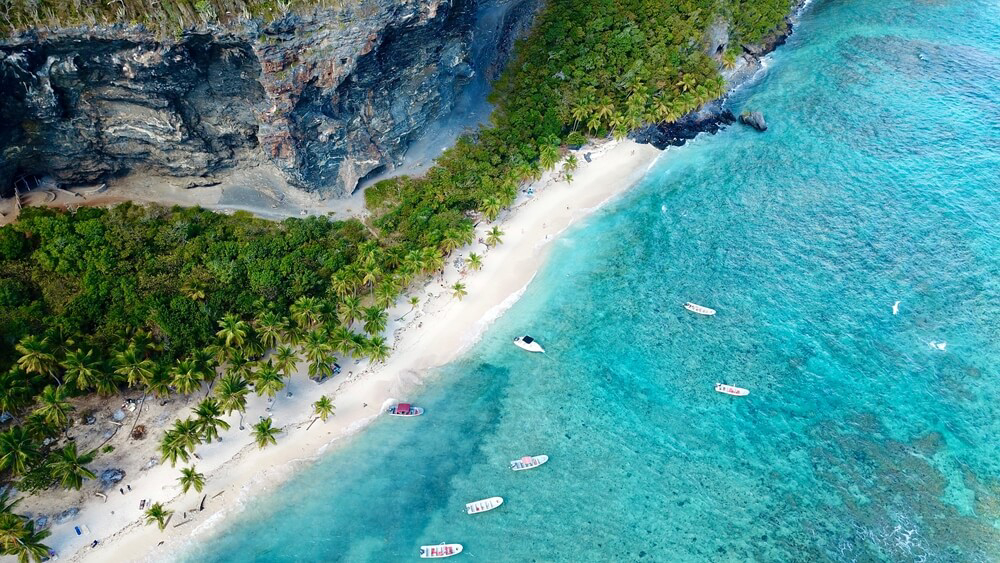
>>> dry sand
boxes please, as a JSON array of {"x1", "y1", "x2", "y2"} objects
[{"x1": 12, "y1": 138, "x2": 662, "y2": 562}]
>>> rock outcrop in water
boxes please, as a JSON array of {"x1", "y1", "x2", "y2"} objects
[
  {"x1": 739, "y1": 111, "x2": 768, "y2": 131},
  {"x1": 0, "y1": 0, "x2": 539, "y2": 198},
  {"x1": 631, "y1": 0, "x2": 806, "y2": 150}
]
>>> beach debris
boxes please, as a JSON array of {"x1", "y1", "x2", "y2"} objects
[
  {"x1": 141, "y1": 458, "x2": 159, "y2": 471},
  {"x1": 131, "y1": 424, "x2": 147, "y2": 440},
  {"x1": 111, "y1": 409, "x2": 126, "y2": 422},
  {"x1": 34, "y1": 516, "x2": 48, "y2": 530},
  {"x1": 99, "y1": 468, "x2": 126, "y2": 489},
  {"x1": 83, "y1": 413, "x2": 97, "y2": 425},
  {"x1": 892, "y1": 300, "x2": 900, "y2": 315}
]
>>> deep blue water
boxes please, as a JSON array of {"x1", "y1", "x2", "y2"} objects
[{"x1": 187, "y1": 0, "x2": 1000, "y2": 560}]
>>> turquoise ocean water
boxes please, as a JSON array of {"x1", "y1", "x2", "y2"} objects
[{"x1": 188, "y1": 0, "x2": 1000, "y2": 560}]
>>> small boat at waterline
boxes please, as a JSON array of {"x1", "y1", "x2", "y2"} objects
[
  {"x1": 513, "y1": 335, "x2": 544, "y2": 353},
  {"x1": 715, "y1": 383, "x2": 749, "y2": 396},
  {"x1": 684, "y1": 302, "x2": 716, "y2": 316},
  {"x1": 510, "y1": 455, "x2": 548, "y2": 471},
  {"x1": 466, "y1": 497, "x2": 504, "y2": 514},
  {"x1": 419, "y1": 543, "x2": 463, "y2": 558},
  {"x1": 386, "y1": 403, "x2": 424, "y2": 416}
]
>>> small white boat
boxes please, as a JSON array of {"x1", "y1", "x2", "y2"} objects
[
  {"x1": 513, "y1": 335, "x2": 544, "y2": 353},
  {"x1": 465, "y1": 496, "x2": 504, "y2": 514},
  {"x1": 715, "y1": 383, "x2": 749, "y2": 397},
  {"x1": 386, "y1": 403, "x2": 424, "y2": 416},
  {"x1": 510, "y1": 454, "x2": 548, "y2": 471},
  {"x1": 684, "y1": 302, "x2": 716, "y2": 316},
  {"x1": 420, "y1": 543, "x2": 463, "y2": 558}
]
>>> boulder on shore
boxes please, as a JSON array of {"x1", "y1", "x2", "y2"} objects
[{"x1": 739, "y1": 111, "x2": 768, "y2": 132}]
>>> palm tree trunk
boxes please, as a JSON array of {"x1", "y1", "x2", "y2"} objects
[{"x1": 128, "y1": 389, "x2": 148, "y2": 440}]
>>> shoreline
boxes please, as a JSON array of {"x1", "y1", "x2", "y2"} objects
[{"x1": 35, "y1": 138, "x2": 662, "y2": 562}]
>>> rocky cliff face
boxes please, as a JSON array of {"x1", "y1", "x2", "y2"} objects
[{"x1": 0, "y1": 0, "x2": 539, "y2": 199}]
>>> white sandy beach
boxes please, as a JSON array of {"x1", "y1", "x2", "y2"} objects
[{"x1": 19, "y1": 138, "x2": 661, "y2": 563}]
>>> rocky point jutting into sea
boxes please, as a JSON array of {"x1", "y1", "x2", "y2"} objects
[{"x1": 0, "y1": 0, "x2": 539, "y2": 199}]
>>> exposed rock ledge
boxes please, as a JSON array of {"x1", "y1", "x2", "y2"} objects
[{"x1": 0, "y1": 0, "x2": 539, "y2": 199}]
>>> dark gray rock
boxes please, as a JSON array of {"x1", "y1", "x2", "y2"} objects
[
  {"x1": 99, "y1": 468, "x2": 125, "y2": 489},
  {"x1": 739, "y1": 111, "x2": 767, "y2": 132},
  {"x1": 630, "y1": 107, "x2": 736, "y2": 149},
  {"x1": 53, "y1": 507, "x2": 79, "y2": 524},
  {"x1": 0, "y1": 0, "x2": 540, "y2": 198}
]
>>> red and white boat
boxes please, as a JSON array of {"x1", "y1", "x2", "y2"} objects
[
  {"x1": 419, "y1": 543, "x2": 463, "y2": 558},
  {"x1": 715, "y1": 383, "x2": 749, "y2": 396},
  {"x1": 510, "y1": 455, "x2": 548, "y2": 471},
  {"x1": 684, "y1": 302, "x2": 716, "y2": 316},
  {"x1": 386, "y1": 403, "x2": 424, "y2": 416},
  {"x1": 465, "y1": 497, "x2": 503, "y2": 514}
]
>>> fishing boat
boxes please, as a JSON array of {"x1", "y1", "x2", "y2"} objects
[
  {"x1": 419, "y1": 543, "x2": 463, "y2": 558},
  {"x1": 684, "y1": 302, "x2": 716, "y2": 316},
  {"x1": 466, "y1": 497, "x2": 504, "y2": 514},
  {"x1": 715, "y1": 383, "x2": 749, "y2": 396},
  {"x1": 513, "y1": 335, "x2": 544, "y2": 353},
  {"x1": 510, "y1": 454, "x2": 548, "y2": 471},
  {"x1": 386, "y1": 403, "x2": 424, "y2": 416}
]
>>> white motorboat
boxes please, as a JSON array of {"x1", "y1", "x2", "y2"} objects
[
  {"x1": 510, "y1": 454, "x2": 548, "y2": 471},
  {"x1": 465, "y1": 497, "x2": 504, "y2": 514},
  {"x1": 684, "y1": 302, "x2": 716, "y2": 316},
  {"x1": 715, "y1": 383, "x2": 749, "y2": 396},
  {"x1": 419, "y1": 543, "x2": 463, "y2": 558},
  {"x1": 386, "y1": 403, "x2": 424, "y2": 416},
  {"x1": 513, "y1": 335, "x2": 544, "y2": 353}
]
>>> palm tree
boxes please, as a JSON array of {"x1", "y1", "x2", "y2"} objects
[
  {"x1": 466, "y1": 253, "x2": 483, "y2": 272},
  {"x1": 144, "y1": 503, "x2": 173, "y2": 531},
  {"x1": 330, "y1": 270, "x2": 354, "y2": 298},
  {"x1": 485, "y1": 226, "x2": 504, "y2": 247},
  {"x1": 272, "y1": 345, "x2": 299, "y2": 378},
  {"x1": 193, "y1": 398, "x2": 230, "y2": 443},
  {"x1": 563, "y1": 154, "x2": 578, "y2": 174},
  {"x1": 539, "y1": 143, "x2": 561, "y2": 170},
  {"x1": 146, "y1": 368, "x2": 173, "y2": 399},
  {"x1": 362, "y1": 307, "x2": 388, "y2": 337},
  {"x1": 1, "y1": 518, "x2": 50, "y2": 563},
  {"x1": 61, "y1": 348, "x2": 104, "y2": 392},
  {"x1": 252, "y1": 418, "x2": 280, "y2": 449},
  {"x1": 159, "y1": 431, "x2": 191, "y2": 467},
  {"x1": 48, "y1": 443, "x2": 97, "y2": 490},
  {"x1": 440, "y1": 229, "x2": 465, "y2": 256},
  {"x1": 312, "y1": 396, "x2": 335, "y2": 423},
  {"x1": 113, "y1": 346, "x2": 155, "y2": 389},
  {"x1": 170, "y1": 359, "x2": 204, "y2": 396},
  {"x1": 178, "y1": 466, "x2": 206, "y2": 494},
  {"x1": 254, "y1": 311, "x2": 284, "y2": 350},
  {"x1": 365, "y1": 337, "x2": 391, "y2": 364},
  {"x1": 302, "y1": 330, "x2": 331, "y2": 365},
  {"x1": 480, "y1": 196, "x2": 504, "y2": 221},
  {"x1": 253, "y1": 363, "x2": 285, "y2": 399},
  {"x1": 171, "y1": 418, "x2": 202, "y2": 451},
  {"x1": 338, "y1": 296, "x2": 363, "y2": 327},
  {"x1": 15, "y1": 336, "x2": 57, "y2": 383},
  {"x1": 214, "y1": 374, "x2": 249, "y2": 416},
  {"x1": 289, "y1": 296, "x2": 323, "y2": 329},
  {"x1": 451, "y1": 282, "x2": 468, "y2": 300},
  {"x1": 33, "y1": 385, "x2": 73, "y2": 431},
  {"x1": 397, "y1": 296, "x2": 420, "y2": 320},
  {"x1": 216, "y1": 313, "x2": 249, "y2": 349},
  {"x1": 0, "y1": 426, "x2": 38, "y2": 476},
  {"x1": 374, "y1": 281, "x2": 398, "y2": 310},
  {"x1": 0, "y1": 370, "x2": 30, "y2": 423}
]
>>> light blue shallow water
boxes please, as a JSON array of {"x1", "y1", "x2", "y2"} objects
[{"x1": 188, "y1": 0, "x2": 1000, "y2": 560}]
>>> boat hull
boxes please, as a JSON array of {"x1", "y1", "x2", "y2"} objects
[
  {"x1": 510, "y1": 454, "x2": 549, "y2": 471},
  {"x1": 386, "y1": 406, "x2": 425, "y2": 416},
  {"x1": 466, "y1": 497, "x2": 504, "y2": 514},
  {"x1": 684, "y1": 302, "x2": 716, "y2": 316},
  {"x1": 420, "y1": 544, "x2": 464, "y2": 558},
  {"x1": 715, "y1": 383, "x2": 749, "y2": 396}
]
